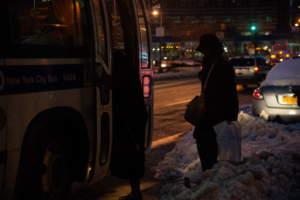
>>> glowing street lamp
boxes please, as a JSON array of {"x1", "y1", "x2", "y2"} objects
[
  {"x1": 152, "y1": 10, "x2": 159, "y2": 16},
  {"x1": 152, "y1": 8, "x2": 163, "y2": 72}
]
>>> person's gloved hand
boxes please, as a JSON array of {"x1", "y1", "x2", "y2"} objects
[{"x1": 292, "y1": 88, "x2": 300, "y2": 107}]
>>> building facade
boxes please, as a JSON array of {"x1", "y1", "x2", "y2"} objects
[{"x1": 145, "y1": 0, "x2": 300, "y2": 58}]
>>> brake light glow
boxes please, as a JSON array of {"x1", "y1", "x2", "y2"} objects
[
  {"x1": 143, "y1": 76, "x2": 151, "y2": 98},
  {"x1": 200, "y1": 66, "x2": 203, "y2": 71},
  {"x1": 253, "y1": 88, "x2": 263, "y2": 99},
  {"x1": 254, "y1": 67, "x2": 259, "y2": 74}
]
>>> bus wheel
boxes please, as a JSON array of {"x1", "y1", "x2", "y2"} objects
[
  {"x1": 41, "y1": 143, "x2": 72, "y2": 199},
  {"x1": 28, "y1": 131, "x2": 73, "y2": 199}
]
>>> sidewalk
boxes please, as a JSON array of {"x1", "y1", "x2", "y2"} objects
[{"x1": 70, "y1": 133, "x2": 186, "y2": 200}]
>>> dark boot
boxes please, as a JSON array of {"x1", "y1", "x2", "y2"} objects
[
  {"x1": 119, "y1": 178, "x2": 142, "y2": 200},
  {"x1": 119, "y1": 192, "x2": 142, "y2": 200}
]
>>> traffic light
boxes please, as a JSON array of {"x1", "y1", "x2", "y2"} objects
[{"x1": 251, "y1": 25, "x2": 256, "y2": 31}]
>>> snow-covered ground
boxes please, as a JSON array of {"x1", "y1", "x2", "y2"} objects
[
  {"x1": 155, "y1": 105, "x2": 300, "y2": 200},
  {"x1": 154, "y1": 67, "x2": 200, "y2": 81}
]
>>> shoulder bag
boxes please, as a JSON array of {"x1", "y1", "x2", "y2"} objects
[{"x1": 184, "y1": 55, "x2": 222, "y2": 126}]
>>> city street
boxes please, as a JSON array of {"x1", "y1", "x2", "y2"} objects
[{"x1": 70, "y1": 78, "x2": 255, "y2": 200}]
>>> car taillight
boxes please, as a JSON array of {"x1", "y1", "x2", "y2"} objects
[
  {"x1": 143, "y1": 76, "x2": 151, "y2": 98},
  {"x1": 200, "y1": 66, "x2": 203, "y2": 71},
  {"x1": 254, "y1": 67, "x2": 259, "y2": 74},
  {"x1": 253, "y1": 88, "x2": 263, "y2": 99},
  {"x1": 286, "y1": 54, "x2": 290, "y2": 58}
]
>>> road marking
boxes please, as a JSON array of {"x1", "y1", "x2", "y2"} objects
[
  {"x1": 166, "y1": 100, "x2": 191, "y2": 106},
  {"x1": 188, "y1": 86, "x2": 200, "y2": 89},
  {"x1": 151, "y1": 132, "x2": 187, "y2": 149}
]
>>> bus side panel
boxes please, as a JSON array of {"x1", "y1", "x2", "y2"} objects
[{"x1": 1, "y1": 60, "x2": 94, "y2": 199}]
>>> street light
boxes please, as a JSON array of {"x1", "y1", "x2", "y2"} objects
[
  {"x1": 152, "y1": 9, "x2": 163, "y2": 73},
  {"x1": 152, "y1": 10, "x2": 159, "y2": 15}
]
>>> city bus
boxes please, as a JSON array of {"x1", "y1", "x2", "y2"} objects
[
  {"x1": 153, "y1": 46, "x2": 200, "y2": 67},
  {"x1": 0, "y1": 0, "x2": 153, "y2": 199}
]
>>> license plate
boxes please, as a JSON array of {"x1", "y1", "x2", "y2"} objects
[
  {"x1": 235, "y1": 69, "x2": 247, "y2": 73},
  {"x1": 282, "y1": 96, "x2": 298, "y2": 104}
]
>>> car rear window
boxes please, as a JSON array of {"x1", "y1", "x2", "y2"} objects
[{"x1": 230, "y1": 58, "x2": 255, "y2": 66}]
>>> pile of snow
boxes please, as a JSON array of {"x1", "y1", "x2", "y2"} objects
[
  {"x1": 154, "y1": 68, "x2": 200, "y2": 81},
  {"x1": 155, "y1": 105, "x2": 300, "y2": 200},
  {"x1": 261, "y1": 59, "x2": 300, "y2": 87}
]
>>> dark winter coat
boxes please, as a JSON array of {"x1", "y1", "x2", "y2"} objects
[
  {"x1": 193, "y1": 53, "x2": 239, "y2": 139},
  {"x1": 110, "y1": 70, "x2": 148, "y2": 179}
]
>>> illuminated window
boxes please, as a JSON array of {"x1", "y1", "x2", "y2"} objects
[
  {"x1": 185, "y1": 16, "x2": 199, "y2": 24},
  {"x1": 204, "y1": 16, "x2": 217, "y2": 23},
  {"x1": 241, "y1": 15, "x2": 251, "y2": 23},
  {"x1": 167, "y1": 16, "x2": 181, "y2": 24},
  {"x1": 224, "y1": 16, "x2": 236, "y2": 23}
]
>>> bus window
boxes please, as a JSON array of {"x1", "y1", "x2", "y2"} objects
[
  {"x1": 8, "y1": 0, "x2": 88, "y2": 46},
  {"x1": 93, "y1": 0, "x2": 107, "y2": 63},
  {"x1": 139, "y1": 17, "x2": 149, "y2": 68},
  {"x1": 110, "y1": 0, "x2": 125, "y2": 50},
  {"x1": 172, "y1": 51, "x2": 180, "y2": 59},
  {"x1": 162, "y1": 51, "x2": 170, "y2": 59}
]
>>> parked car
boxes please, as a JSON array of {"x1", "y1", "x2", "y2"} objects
[
  {"x1": 230, "y1": 55, "x2": 272, "y2": 88},
  {"x1": 252, "y1": 59, "x2": 300, "y2": 123}
]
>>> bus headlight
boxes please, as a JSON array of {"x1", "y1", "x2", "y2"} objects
[{"x1": 0, "y1": 107, "x2": 6, "y2": 131}]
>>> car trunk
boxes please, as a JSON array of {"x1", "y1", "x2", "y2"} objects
[
  {"x1": 261, "y1": 86, "x2": 300, "y2": 108},
  {"x1": 234, "y1": 66, "x2": 255, "y2": 77}
]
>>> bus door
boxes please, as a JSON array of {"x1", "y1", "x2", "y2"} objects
[
  {"x1": 0, "y1": 1, "x2": 6, "y2": 197},
  {"x1": 135, "y1": 0, "x2": 153, "y2": 155},
  {"x1": 108, "y1": 0, "x2": 151, "y2": 172},
  {"x1": 89, "y1": 0, "x2": 113, "y2": 183}
]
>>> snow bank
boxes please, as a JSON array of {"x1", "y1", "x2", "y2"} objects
[
  {"x1": 156, "y1": 105, "x2": 300, "y2": 199},
  {"x1": 154, "y1": 68, "x2": 200, "y2": 81},
  {"x1": 261, "y1": 59, "x2": 300, "y2": 87}
]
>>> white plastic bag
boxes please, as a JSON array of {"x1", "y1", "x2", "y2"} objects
[{"x1": 213, "y1": 121, "x2": 242, "y2": 162}]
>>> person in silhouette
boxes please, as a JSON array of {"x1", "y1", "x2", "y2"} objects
[
  {"x1": 193, "y1": 33, "x2": 239, "y2": 171},
  {"x1": 110, "y1": 51, "x2": 148, "y2": 200}
]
